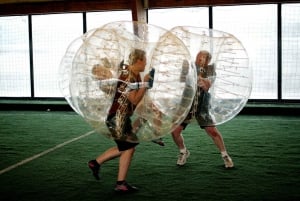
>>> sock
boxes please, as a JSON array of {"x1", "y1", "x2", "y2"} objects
[
  {"x1": 180, "y1": 148, "x2": 187, "y2": 154},
  {"x1": 93, "y1": 160, "x2": 100, "y2": 167},
  {"x1": 117, "y1": 180, "x2": 125, "y2": 185},
  {"x1": 221, "y1": 151, "x2": 228, "y2": 157}
]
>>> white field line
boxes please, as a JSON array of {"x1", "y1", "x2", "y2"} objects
[{"x1": 0, "y1": 130, "x2": 95, "y2": 175}]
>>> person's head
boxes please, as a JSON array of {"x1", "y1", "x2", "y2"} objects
[
  {"x1": 195, "y1": 50, "x2": 212, "y2": 68},
  {"x1": 128, "y1": 48, "x2": 147, "y2": 72}
]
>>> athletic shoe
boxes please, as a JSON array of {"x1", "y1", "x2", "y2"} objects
[
  {"x1": 177, "y1": 150, "x2": 190, "y2": 166},
  {"x1": 114, "y1": 181, "x2": 139, "y2": 193},
  {"x1": 151, "y1": 138, "x2": 165, "y2": 146},
  {"x1": 223, "y1": 155, "x2": 234, "y2": 168},
  {"x1": 88, "y1": 160, "x2": 100, "y2": 180}
]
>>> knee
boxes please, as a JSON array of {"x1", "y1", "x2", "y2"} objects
[
  {"x1": 206, "y1": 127, "x2": 219, "y2": 138},
  {"x1": 172, "y1": 125, "x2": 183, "y2": 136}
]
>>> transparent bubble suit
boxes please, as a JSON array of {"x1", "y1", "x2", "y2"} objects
[
  {"x1": 59, "y1": 21, "x2": 197, "y2": 142},
  {"x1": 170, "y1": 26, "x2": 252, "y2": 126}
]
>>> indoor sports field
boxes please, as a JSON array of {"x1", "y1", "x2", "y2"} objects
[
  {"x1": 1, "y1": 110, "x2": 299, "y2": 201},
  {"x1": 1, "y1": 1, "x2": 300, "y2": 201}
]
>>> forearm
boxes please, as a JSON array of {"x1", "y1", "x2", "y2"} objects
[
  {"x1": 198, "y1": 77, "x2": 212, "y2": 91},
  {"x1": 127, "y1": 87, "x2": 147, "y2": 105}
]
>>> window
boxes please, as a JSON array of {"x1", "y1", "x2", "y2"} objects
[
  {"x1": 213, "y1": 5, "x2": 278, "y2": 99},
  {"x1": 282, "y1": 4, "x2": 300, "y2": 99},
  {"x1": 1, "y1": 5, "x2": 300, "y2": 101},
  {"x1": 86, "y1": 10, "x2": 131, "y2": 31},
  {"x1": 32, "y1": 13, "x2": 83, "y2": 97},
  {"x1": 0, "y1": 16, "x2": 30, "y2": 97},
  {"x1": 148, "y1": 7, "x2": 209, "y2": 29}
]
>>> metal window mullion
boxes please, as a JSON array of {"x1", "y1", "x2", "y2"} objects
[
  {"x1": 28, "y1": 14, "x2": 34, "y2": 98},
  {"x1": 209, "y1": 6, "x2": 213, "y2": 29},
  {"x1": 83, "y1": 12, "x2": 87, "y2": 33},
  {"x1": 277, "y1": 3, "x2": 282, "y2": 102}
]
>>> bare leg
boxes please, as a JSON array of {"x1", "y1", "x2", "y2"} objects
[
  {"x1": 204, "y1": 126, "x2": 234, "y2": 168},
  {"x1": 171, "y1": 125, "x2": 186, "y2": 150},
  {"x1": 117, "y1": 147, "x2": 135, "y2": 181},
  {"x1": 171, "y1": 125, "x2": 189, "y2": 166},
  {"x1": 204, "y1": 126, "x2": 226, "y2": 152},
  {"x1": 88, "y1": 146, "x2": 121, "y2": 180},
  {"x1": 96, "y1": 146, "x2": 121, "y2": 164}
]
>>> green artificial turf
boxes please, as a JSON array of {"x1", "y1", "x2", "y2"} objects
[{"x1": 0, "y1": 111, "x2": 299, "y2": 201}]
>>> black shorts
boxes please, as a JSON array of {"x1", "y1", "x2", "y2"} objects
[
  {"x1": 114, "y1": 140, "x2": 139, "y2": 151},
  {"x1": 180, "y1": 120, "x2": 208, "y2": 130},
  {"x1": 180, "y1": 91, "x2": 214, "y2": 130}
]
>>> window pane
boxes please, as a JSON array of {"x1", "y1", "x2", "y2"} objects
[
  {"x1": 282, "y1": 4, "x2": 300, "y2": 99},
  {"x1": 32, "y1": 13, "x2": 83, "y2": 97},
  {"x1": 86, "y1": 10, "x2": 132, "y2": 31},
  {"x1": 214, "y1": 5, "x2": 278, "y2": 99},
  {"x1": 0, "y1": 16, "x2": 30, "y2": 97},
  {"x1": 148, "y1": 7, "x2": 209, "y2": 29}
]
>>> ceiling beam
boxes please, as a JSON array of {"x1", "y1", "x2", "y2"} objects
[
  {"x1": 0, "y1": 0, "x2": 131, "y2": 16},
  {"x1": 148, "y1": 0, "x2": 300, "y2": 7},
  {"x1": 0, "y1": 0, "x2": 300, "y2": 16}
]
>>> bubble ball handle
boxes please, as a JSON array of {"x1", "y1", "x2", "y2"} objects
[{"x1": 148, "y1": 68, "x2": 155, "y2": 89}]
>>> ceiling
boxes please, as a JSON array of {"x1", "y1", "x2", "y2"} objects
[{"x1": 0, "y1": 0, "x2": 62, "y2": 4}]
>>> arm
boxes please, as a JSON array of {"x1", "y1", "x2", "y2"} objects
[
  {"x1": 198, "y1": 64, "x2": 215, "y2": 91},
  {"x1": 198, "y1": 77, "x2": 212, "y2": 91},
  {"x1": 127, "y1": 73, "x2": 150, "y2": 105},
  {"x1": 127, "y1": 87, "x2": 147, "y2": 105}
]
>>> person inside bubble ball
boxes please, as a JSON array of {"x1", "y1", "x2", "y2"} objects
[
  {"x1": 88, "y1": 48, "x2": 152, "y2": 193},
  {"x1": 171, "y1": 50, "x2": 234, "y2": 168},
  {"x1": 119, "y1": 60, "x2": 165, "y2": 146}
]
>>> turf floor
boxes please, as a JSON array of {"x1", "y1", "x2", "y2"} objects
[{"x1": 0, "y1": 111, "x2": 299, "y2": 201}]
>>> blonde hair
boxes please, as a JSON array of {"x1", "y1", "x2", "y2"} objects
[{"x1": 128, "y1": 49, "x2": 146, "y2": 65}]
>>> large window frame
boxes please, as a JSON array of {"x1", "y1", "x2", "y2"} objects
[{"x1": 0, "y1": 4, "x2": 299, "y2": 103}]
